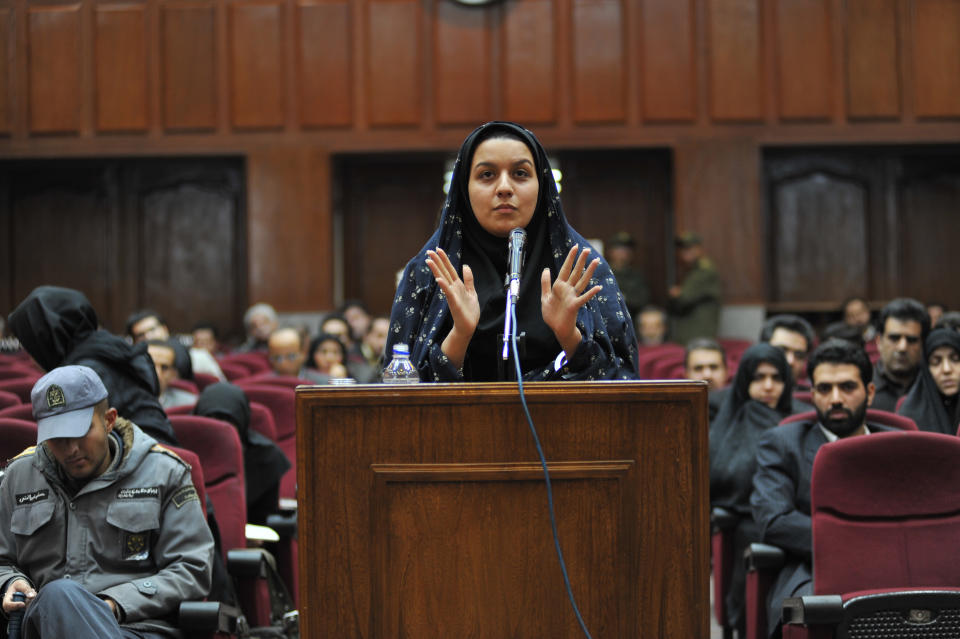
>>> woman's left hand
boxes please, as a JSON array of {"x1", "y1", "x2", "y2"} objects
[{"x1": 541, "y1": 245, "x2": 602, "y2": 358}]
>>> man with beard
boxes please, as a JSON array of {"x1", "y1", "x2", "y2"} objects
[
  {"x1": 749, "y1": 339, "x2": 897, "y2": 639},
  {"x1": 871, "y1": 298, "x2": 929, "y2": 411}
]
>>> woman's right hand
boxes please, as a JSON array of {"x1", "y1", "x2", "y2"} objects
[{"x1": 426, "y1": 247, "x2": 479, "y2": 369}]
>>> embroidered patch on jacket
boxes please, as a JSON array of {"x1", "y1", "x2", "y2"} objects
[
  {"x1": 171, "y1": 485, "x2": 198, "y2": 508},
  {"x1": 16, "y1": 489, "x2": 48, "y2": 505},
  {"x1": 116, "y1": 486, "x2": 160, "y2": 500},
  {"x1": 122, "y1": 532, "x2": 150, "y2": 561}
]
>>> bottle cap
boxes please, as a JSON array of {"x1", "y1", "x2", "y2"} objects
[{"x1": 392, "y1": 343, "x2": 410, "y2": 356}]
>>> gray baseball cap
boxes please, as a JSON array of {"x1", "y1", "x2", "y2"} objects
[{"x1": 31, "y1": 365, "x2": 108, "y2": 444}]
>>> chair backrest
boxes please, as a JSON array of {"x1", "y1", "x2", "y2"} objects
[
  {"x1": 779, "y1": 409, "x2": 917, "y2": 430},
  {"x1": 165, "y1": 445, "x2": 208, "y2": 523},
  {"x1": 0, "y1": 391, "x2": 21, "y2": 411},
  {"x1": 237, "y1": 373, "x2": 313, "y2": 390},
  {"x1": 0, "y1": 418, "x2": 38, "y2": 466},
  {"x1": 168, "y1": 415, "x2": 247, "y2": 557},
  {"x1": 811, "y1": 431, "x2": 960, "y2": 595},
  {"x1": 193, "y1": 372, "x2": 220, "y2": 392},
  {"x1": 249, "y1": 402, "x2": 278, "y2": 441},
  {"x1": 235, "y1": 385, "x2": 296, "y2": 500},
  {"x1": 218, "y1": 361, "x2": 251, "y2": 382},
  {"x1": 0, "y1": 366, "x2": 38, "y2": 381},
  {"x1": 649, "y1": 351, "x2": 687, "y2": 380},
  {"x1": 169, "y1": 378, "x2": 199, "y2": 395},
  {"x1": 218, "y1": 353, "x2": 271, "y2": 375},
  {"x1": 165, "y1": 403, "x2": 196, "y2": 416},
  {"x1": 635, "y1": 343, "x2": 685, "y2": 379},
  {"x1": 0, "y1": 404, "x2": 35, "y2": 421},
  {"x1": 0, "y1": 377, "x2": 40, "y2": 403}
]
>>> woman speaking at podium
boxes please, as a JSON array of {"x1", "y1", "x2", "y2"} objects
[{"x1": 386, "y1": 121, "x2": 639, "y2": 382}]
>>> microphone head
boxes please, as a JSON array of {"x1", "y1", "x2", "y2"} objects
[{"x1": 508, "y1": 227, "x2": 526, "y2": 250}]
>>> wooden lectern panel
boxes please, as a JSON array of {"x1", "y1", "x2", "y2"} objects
[{"x1": 296, "y1": 381, "x2": 708, "y2": 638}]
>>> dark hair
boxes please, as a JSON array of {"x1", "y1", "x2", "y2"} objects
[
  {"x1": 806, "y1": 338, "x2": 873, "y2": 387},
  {"x1": 639, "y1": 305, "x2": 667, "y2": 320},
  {"x1": 191, "y1": 321, "x2": 219, "y2": 338},
  {"x1": 820, "y1": 321, "x2": 864, "y2": 348},
  {"x1": 125, "y1": 309, "x2": 164, "y2": 337},
  {"x1": 759, "y1": 314, "x2": 815, "y2": 350},
  {"x1": 684, "y1": 338, "x2": 726, "y2": 368},
  {"x1": 841, "y1": 296, "x2": 868, "y2": 313},
  {"x1": 321, "y1": 312, "x2": 348, "y2": 329},
  {"x1": 338, "y1": 299, "x2": 369, "y2": 315},
  {"x1": 938, "y1": 311, "x2": 960, "y2": 333},
  {"x1": 878, "y1": 298, "x2": 930, "y2": 341},
  {"x1": 309, "y1": 333, "x2": 347, "y2": 365}
]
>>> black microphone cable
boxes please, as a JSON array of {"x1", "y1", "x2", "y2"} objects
[{"x1": 510, "y1": 302, "x2": 593, "y2": 639}]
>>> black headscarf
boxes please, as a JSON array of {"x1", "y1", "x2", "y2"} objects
[
  {"x1": 194, "y1": 383, "x2": 291, "y2": 525},
  {"x1": 7, "y1": 286, "x2": 177, "y2": 445},
  {"x1": 709, "y1": 343, "x2": 794, "y2": 514},
  {"x1": 386, "y1": 121, "x2": 638, "y2": 381},
  {"x1": 898, "y1": 328, "x2": 960, "y2": 435}
]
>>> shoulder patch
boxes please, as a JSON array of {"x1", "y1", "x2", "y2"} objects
[
  {"x1": 149, "y1": 444, "x2": 188, "y2": 467},
  {"x1": 171, "y1": 485, "x2": 199, "y2": 508},
  {"x1": 9, "y1": 446, "x2": 37, "y2": 463}
]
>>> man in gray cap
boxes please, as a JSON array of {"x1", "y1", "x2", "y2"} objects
[{"x1": 0, "y1": 365, "x2": 214, "y2": 638}]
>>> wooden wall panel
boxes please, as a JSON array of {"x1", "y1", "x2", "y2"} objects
[
  {"x1": 502, "y1": 0, "x2": 556, "y2": 124},
  {"x1": 844, "y1": 0, "x2": 899, "y2": 120},
  {"x1": 28, "y1": 5, "x2": 82, "y2": 134},
  {"x1": 571, "y1": 0, "x2": 625, "y2": 123},
  {"x1": 95, "y1": 4, "x2": 149, "y2": 132},
  {"x1": 774, "y1": 0, "x2": 832, "y2": 121},
  {"x1": 707, "y1": 0, "x2": 762, "y2": 122},
  {"x1": 162, "y1": 4, "x2": 217, "y2": 131},
  {"x1": 434, "y1": 1, "x2": 490, "y2": 125},
  {"x1": 230, "y1": 2, "x2": 285, "y2": 130},
  {"x1": 0, "y1": 9, "x2": 11, "y2": 134},
  {"x1": 674, "y1": 138, "x2": 762, "y2": 303},
  {"x1": 640, "y1": 0, "x2": 695, "y2": 122},
  {"x1": 297, "y1": 0, "x2": 352, "y2": 127},
  {"x1": 913, "y1": 0, "x2": 960, "y2": 118},
  {"x1": 367, "y1": 0, "x2": 420, "y2": 126}
]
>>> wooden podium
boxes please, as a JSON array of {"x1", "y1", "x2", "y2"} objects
[{"x1": 295, "y1": 381, "x2": 709, "y2": 638}]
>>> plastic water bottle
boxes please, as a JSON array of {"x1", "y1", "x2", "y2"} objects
[{"x1": 382, "y1": 344, "x2": 419, "y2": 384}]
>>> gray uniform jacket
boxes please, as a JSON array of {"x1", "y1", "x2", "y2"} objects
[{"x1": 0, "y1": 419, "x2": 214, "y2": 638}]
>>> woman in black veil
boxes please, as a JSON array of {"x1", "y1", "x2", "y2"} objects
[
  {"x1": 385, "y1": 121, "x2": 638, "y2": 382},
  {"x1": 897, "y1": 328, "x2": 960, "y2": 434}
]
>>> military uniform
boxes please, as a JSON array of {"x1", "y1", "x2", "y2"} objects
[
  {"x1": 0, "y1": 419, "x2": 213, "y2": 638},
  {"x1": 670, "y1": 256, "x2": 721, "y2": 345}
]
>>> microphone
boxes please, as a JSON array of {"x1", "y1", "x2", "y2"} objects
[
  {"x1": 502, "y1": 227, "x2": 527, "y2": 361},
  {"x1": 505, "y1": 227, "x2": 527, "y2": 301}
]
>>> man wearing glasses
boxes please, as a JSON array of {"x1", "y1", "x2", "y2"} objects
[
  {"x1": 267, "y1": 327, "x2": 309, "y2": 378},
  {"x1": 760, "y1": 315, "x2": 816, "y2": 390}
]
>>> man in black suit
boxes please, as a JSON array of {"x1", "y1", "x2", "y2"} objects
[{"x1": 750, "y1": 338, "x2": 896, "y2": 638}]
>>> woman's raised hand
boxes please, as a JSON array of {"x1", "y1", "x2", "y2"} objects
[
  {"x1": 541, "y1": 245, "x2": 602, "y2": 358},
  {"x1": 426, "y1": 248, "x2": 479, "y2": 369}
]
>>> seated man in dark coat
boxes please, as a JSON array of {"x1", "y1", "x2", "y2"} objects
[
  {"x1": 871, "y1": 298, "x2": 929, "y2": 411},
  {"x1": 750, "y1": 339, "x2": 898, "y2": 639}
]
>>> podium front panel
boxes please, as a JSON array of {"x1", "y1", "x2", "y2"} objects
[{"x1": 295, "y1": 381, "x2": 708, "y2": 638}]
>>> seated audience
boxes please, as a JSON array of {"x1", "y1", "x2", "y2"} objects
[
  {"x1": 841, "y1": 296, "x2": 874, "y2": 342},
  {"x1": 194, "y1": 383, "x2": 291, "y2": 525},
  {"x1": 684, "y1": 338, "x2": 728, "y2": 421},
  {"x1": 0, "y1": 365, "x2": 213, "y2": 638},
  {"x1": 191, "y1": 321, "x2": 225, "y2": 357},
  {"x1": 938, "y1": 311, "x2": 960, "y2": 332},
  {"x1": 146, "y1": 339, "x2": 198, "y2": 409},
  {"x1": 237, "y1": 303, "x2": 279, "y2": 353},
  {"x1": 322, "y1": 313, "x2": 376, "y2": 382},
  {"x1": 126, "y1": 309, "x2": 225, "y2": 381},
  {"x1": 928, "y1": 301, "x2": 947, "y2": 328},
  {"x1": 340, "y1": 300, "x2": 372, "y2": 344},
  {"x1": 820, "y1": 321, "x2": 865, "y2": 347},
  {"x1": 637, "y1": 305, "x2": 669, "y2": 346},
  {"x1": 760, "y1": 315, "x2": 815, "y2": 389},
  {"x1": 267, "y1": 327, "x2": 308, "y2": 378},
  {"x1": 897, "y1": 328, "x2": 960, "y2": 434},
  {"x1": 361, "y1": 315, "x2": 390, "y2": 371},
  {"x1": 872, "y1": 298, "x2": 930, "y2": 411},
  {"x1": 709, "y1": 344, "x2": 793, "y2": 632},
  {"x1": 751, "y1": 339, "x2": 897, "y2": 639},
  {"x1": 7, "y1": 286, "x2": 178, "y2": 445},
  {"x1": 304, "y1": 333, "x2": 350, "y2": 384}
]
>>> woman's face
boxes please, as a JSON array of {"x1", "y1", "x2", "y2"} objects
[
  {"x1": 748, "y1": 362, "x2": 785, "y2": 410},
  {"x1": 313, "y1": 339, "x2": 344, "y2": 373},
  {"x1": 929, "y1": 345, "x2": 960, "y2": 397},
  {"x1": 467, "y1": 137, "x2": 539, "y2": 238}
]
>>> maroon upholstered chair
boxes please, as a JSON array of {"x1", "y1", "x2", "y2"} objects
[
  {"x1": 779, "y1": 410, "x2": 917, "y2": 431},
  {"x1": 0, "y1": 377, "x2": 41, "y2": 403},
  {"x1": 0, "y1": 391, "x2": 21, "y2": 411},
  {"x1": 193, "y1": 372, "x2": 220, "y2": 392},
  {"x1": 0, "y1": 366, "x2": 38, "y2": 381},
  {"x1": 218, "y1": 361, "x2": 251, "y2": 382},
  {"x1": 0, "y1": 418, "x2": 38, "y2": 466},
  {"x1": 249, "y1": 402, "x2": 278, "y2": 442},
  {"x1": 230, "y1": 385, "x2": 296, "y2": 501},
  {"x1": 635, "y1": 343, "x2": 685, "y2": 379},
  {"x1": 168, "y1": 414, "x2": 247, "y2": 558},
  {"x1": 169, "y1": 378, "x2": 199, "y2": 395},
  {"x1": 236, "y1": 373, "x2": 314, "y2": 390},
  {"x1": 781, "y1": 431, "x2": 960, "y2": 638},
  {"x1": 218, "y1": 353, "x2": 270, "y2": 375},
  {"x1": 0, "y1": 403, "x2": 35, "y2": 421}
]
